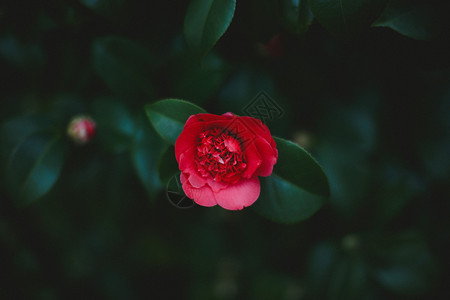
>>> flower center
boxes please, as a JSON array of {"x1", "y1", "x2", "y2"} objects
[{"x1": 196, "y1": 128, "x2": 247, "y2": 183}]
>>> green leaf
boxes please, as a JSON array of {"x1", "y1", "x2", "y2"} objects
[
  {"x1": 184, "y1": 0, "x2": 236, "y2": 57},
  {"x1": 91, "y1": 97, "x2": 136, "y2": 153},
  {"x1": 253, "y1": 137, "x2": 329, "y2": 223},
  {"x1": 92, "y1": 36, "x2": 156, "y2": 98},
  {"x1": 132, "y1": 116, "x2": 168, "y2": 201},
  {"x1": 280, "y1": 0, "x2": 315, "y2": 35},
  {"x1": 145, "y1": 99, "x2": 206, "y2": 145},
  {"x1": 274, "y1": 137, "x2": 330, "y2": 197},
  {"x1": 371, "y1": 0, "x2": 441, "y2": 40},
  {"x1": 307, "y1": 0, "x2": 388, "y2": 36},
  {"x1": 3, "y1": 131, "x2": 66, "y2": 205},
  {"x1": 157, "y1": 146, "x2": 179, "y2": 185},
  {"x1": 172, "y1": 52, "x2": 231, "y2": 104}
]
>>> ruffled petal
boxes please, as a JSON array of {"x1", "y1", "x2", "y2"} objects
[
  {"x1": 181, "y1": 173, "x2": 217, "y2": 207},
  {"x1": 241, "y1": 142, "x2": 262, "y2": 179},
  {"x1": 175, "y1": 122, "x2": 203, "y2": 162},
  {"x1": 187, "y1": 171, "x2": 207, "y2": 188},
  {"x1": 206, "y1": 178, "x2": 229, "y2": 193},
  {"x1": 214, "y1": 177, "x2": 260, "y2": 210},
  {"x1": 178, "y1": 146, "x2": 197, "y2": 171},
  {"x1": 240, "y1": 117, "x2": 275, "y2": 146},
  {"x1": 254, "y1": 138, "x2": 278, "y2": 176}
]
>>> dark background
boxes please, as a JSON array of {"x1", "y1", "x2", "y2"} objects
[{"x1": 1, "y1": 0, "x2": 449, "y2": 299}]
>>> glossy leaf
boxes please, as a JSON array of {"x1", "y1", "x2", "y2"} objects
[
  {"x1": 372, "y1": 0, "x2": 441, "y2": 40},
  {"x1": 132, "y1": 116, "x2": 168, "y2": 201},
  {"x1": 308, "y1": 0, "x2": 388, "y2": 36},
  {"x1": 145, "y1": 99, "x2": 206, "y2": 145},
  {"x1": 273, "y1": 137, "x2": 330, "y2": 197},
  {"x1": 253, "y1": 137, "x2": 329, "y2": 223},
  {"x1": 184, "y1": 0, "x2": 236, "y2": 56},
  {"x1": 92, "y1": 36, "x2": 156, "y2": 98}
]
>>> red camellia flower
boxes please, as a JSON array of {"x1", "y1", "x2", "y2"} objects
[{"x1": 175, "y1": 112, "x2": 278, "y2": 210}]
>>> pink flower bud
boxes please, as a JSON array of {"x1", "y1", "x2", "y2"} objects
[{"x1": 67, "y1": 116, "x2": 96, "y2": 144}]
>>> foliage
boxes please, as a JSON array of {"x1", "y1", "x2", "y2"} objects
[{"x1": 1, "y1": 0, "x2": 449, "y2": 299}]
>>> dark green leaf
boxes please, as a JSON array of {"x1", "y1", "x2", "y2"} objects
[
  {"x1": 369, "y1": 231, "x2": 439, "y2": 295},
  {"x1": 0, "y1": 116, "x2": 55, "y2": 163},
  {"x1": 375, "y1": 165, "x2": 424, "y2": 224},
  {"x1": 2, "y1": 131, "x2": 66, "y2": 205},
  {"x1": 280, "y1": 0, "x2": 315, "y2": 35},
  {"x1": 172, "y1": 53, "x2": 231, "y2": 104},
  {"x1": 91, "y1": 97, "x2": 136, "y2": 153},
  {"x1": 157, "y1": 146, "x2": 179, "y2": 185},
  {"x1": 273, "y1": 137, "x2": 330, "y2": 197},
  {"x1": 307, "y1": 0, "x2": 388, "y2": 36},
  {"x1": 253, "y1": 137, "x2": 329, "y2": 223},
  {"x1": 254, "y1": 175, "x2": 326, "y2": 223},
  {"x1": 132, "y1": 116, "x2": 168, "y2": 201},
  {"x1": 184, "y1": 0, "x2": 236, "y2": 57},
  {"x1": 145, "y1": 99, "x2": 206, "y2": 145},
  {"x1": 316, "y1": 102, "x2": 377, "y2": 218},
  {"x1": 372, "y1": 0, "x2": 441, "y2": 40},
  {"x1": 92, "y1": 36, "x2": 156, "y2": 98}
]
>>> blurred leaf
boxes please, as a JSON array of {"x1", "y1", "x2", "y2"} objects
[
  {"x1": 328, "y1": 256, "x2": 369, "y2": 300},
  {"x1": 253, "y1": 137, "x2": 329, "y2": 223},
  {"x1": 80, "y1": 0, "x2": 126, "y2": 19},
  {"x1": 0, "y1": 117, "x2": 66, "y2": 204},
  {"x1": 92, "y1": 36, "x2": 156, "y2": 98},
  {"x1": 216, "y1": 67, "x2": 290, "y2": 136},
  {"x1": 375, "y1": 164, "x2": 424, "y2": 224},
  {"x1": 307, "y1": 0, "x2": 388, "y2": 36},
  {"x1": 0, "y1": 36, "x2": 45, "y2": 72},
  {"x1": 157, "y1": 146, "x2": 179, "y2": 185},
  {"x1": 280, "y1": 0, "x2": 315, "y2": 35},
  {"x1": 218, "y1": 68, "x2": 279, "y2": 113},
  {"x1": 305, "y1": 241, "x2": 371, "y2": 300},
  {"x1": 250, "y1": 272, "x2": 301, "y2": 300},
  {"x1": 132, "y1": 116, "x2": 168, "y2": 201},
  {"x1": 317, "y1": 102, "x2": 377, "y2": 218},
  {"x1": 145, "y1": 99, "x2": 206, "y2": 145},
  {"x1": 172, "y1": 52, "x2": 231, "y2": 104},
  {"x1": 372, "y1": 0, "x2": 441, "y2": 40},
  {"x1": 305, "y1": 242, "x2": 340, "y2": 298},
  {"x1": 184, "y1": 0, "x2": 236, "y2": 57},
  {"x1": 369, "y1": 231, "x2": 439, "y2": 296},
  {"x1": 92, "y1": 97, "x2": 136, "y2": 153}
]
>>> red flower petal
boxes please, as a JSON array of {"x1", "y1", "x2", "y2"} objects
[
  {"x1": 181, "y1": 173, "x2": 217, "y2": 207},
  {"x1": 214, "y1": 177, "x2": 260, "y2": 210},
  {"x1": 254, "y1": 137, "x2": 278, "y2": 176}
]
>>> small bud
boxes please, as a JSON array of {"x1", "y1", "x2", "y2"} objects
[
  {"x1": 292, "y1": 130, "x2": 314, "y2": 150},
  {"x1": 67, "y1": 115, "x2": 96, "y2": 144},
  {"x1": 256, "y1": 33, "x2": 285, "y2": 58}
]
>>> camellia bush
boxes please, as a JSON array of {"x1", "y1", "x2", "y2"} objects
[{"x1": 1, "y1": 0, "x2": 449, "y2": 299}]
